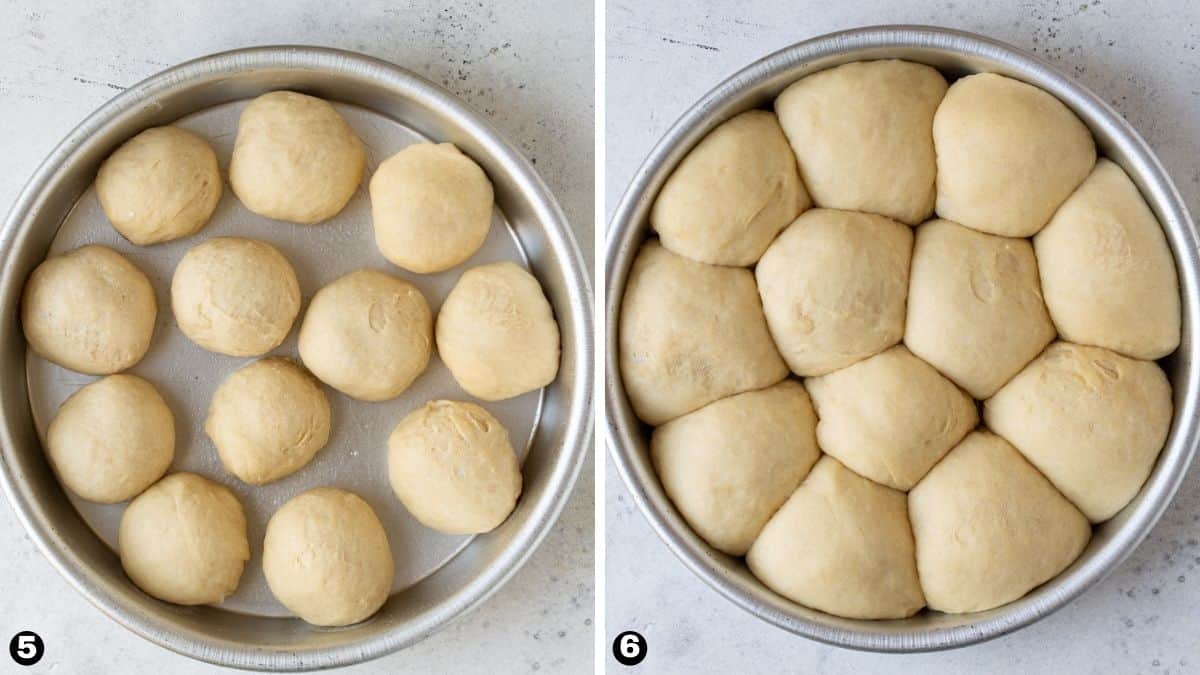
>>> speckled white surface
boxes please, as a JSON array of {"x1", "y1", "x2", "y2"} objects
[
  {"x1": 0, "y1": 1, "x2": 593, "y2": 673},
  {"x1": 607, "y1": 1, "x2": 1200, "y2": 673}
]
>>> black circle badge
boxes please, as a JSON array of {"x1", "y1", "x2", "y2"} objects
[
  {"x1": 9, "y1": 631, "x2": 44, "y2": 667},
  {"x1": 612, "y1": 630, "x2": 647, "y2": 667}
]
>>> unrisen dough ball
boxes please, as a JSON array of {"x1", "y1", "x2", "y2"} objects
[
  {"x1": 905, "y1": 219, "x2": 1055, "y2": 399},
  {"x1": 47, "y1": 374, "x2": 174, "y2": 503},
  {"x1": 908, "y1": 431, "x2": 1091, "y2": 613},
  {"x1": 388, "y1": 400, "x2": 522, "y2": 534},
  {"x1": 22, "y1": 245, "x2": 156, "y2": 374},
  {"x1": 985, "y1": 342, "x2": 1172, "y2": 522},
  {"x1": 119, "y1": 473, "x2": 249, "y2": 605},
  {"x1": 805, "y1": 345, "x2": 977, "y2": 491},
  {"x1": 436, "y1": 262, "x2": 560, "y2": 401},
  {"x1": 1035, "y1": 159, "x2": 1181, "y2": 360},
  {"x1": 747, "y1": 456, "x2": 926, "y2": 620},
  {"x1": 650, "y1": 110, "x2": 809, "y2": 266},
  {"x1": 96, "y1": 126, "x2": 222, "y2": 245},
  {"x1": 933, "y1": 72, "x2": 1096, "y2": 237},
  {"x1": 263, "y1": 487, "x2": 394, "y2": 626},
  {"x1": 651, "y1": 381, "x2": 820, "y2": 556},
  {"x1": 756, "y1": 208, "x2": 912, "y2": 377},
  {"x1": 298, "y1": 269, "x2": 432, "y2": 401},
  {"x1": 619, "y1": 241, "x2": 787, "y2": 425},
  {"x1": 775, "y1": 59, "x2": 947, "y2": 225},
  {"x1": 171, "y1": 237, "x2": 300, "y2": 357},
  {"x1": 205, "y1": 358, "x2": 331, "y2": 485},
  {"x1": 229, "y1": 91, "x2": 365, "y2": 224},
  {"x1": 370, "y1": 143, "x2": 494, "y2": 273}
]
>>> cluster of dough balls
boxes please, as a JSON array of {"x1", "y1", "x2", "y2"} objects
[{"x1": 623, "y1": 60, "x2": 1180, "y2": 619}]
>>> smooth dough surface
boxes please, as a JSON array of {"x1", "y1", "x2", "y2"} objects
[
  {"x1": 370, "y1": 142, "x2": 494, "y2": 273},
  {"x1": 436, "y1": 262, "x2": 560, "y2": 401},
  {"x1": 1035, "y1": 159, "x2": 1181, "y2": 360},
  {"x1": 747, "y1": 456, "x2": 926, "y2": 620},
  {"x1": 651, "y1": 381, "x2": 820, "y2": 556},
  {"x1": 229, "y1": 91, "x2": 365, "y2": 224},
  {"x1": 905, "y1": 219, "x2": 1055, "y2": 398},
  {"x1": 984, "y1": 341, "x2": 1172, "y2": 522},
  {"x1": 171, "y1": 237, "x2": 301, "y2": 357},
  {"x1": 775, "y1": 59, "x2": 947, "y2": 225},
  {"x1": 908, "y1": 431, "x2": 1090, "y2": 613},
  {"x1": 756, "y1": 208, "x2": 912, "y2": 377},
  {"x1": 263, "y1": 487, "x2": 394, "y2": 626},
  {"x1": 96, "y1": 126, "x2": 221, "y2": 245},
  {"x1": 22, "y1": 245, "x2": 156, "y2": 375},
  {"x1": 619, "y1": 241, "x2": 787, "y2": 425},
  {"x1": 650, "y1": 110, "x2": 809, "y2": 266}
]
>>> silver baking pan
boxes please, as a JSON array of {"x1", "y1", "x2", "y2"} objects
[
  {"x1": 606, "y1": 25, "x2": 1200, "y2": 652},
  {"x1": 0, "y1": 46, "x2": 592, "y2": 670}
]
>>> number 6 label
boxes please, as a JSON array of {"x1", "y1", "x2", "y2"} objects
[{"x1": 612, "y1": 630, "x2": 647, "y2": 667}]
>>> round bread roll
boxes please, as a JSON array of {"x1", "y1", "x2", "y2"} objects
[
  {"x1": 775, "y1": 59, "x2": 947, "y2": 225},
  {"x1": 370, "y1": 142, "x2": 494, "y2": 273},
  {"x1": 229, "y1": 91, "x2": 365, "y2": 224},
  {"x1": 756, "y1": 208, "x2": 913, "y2": 377},
  {"x1": 263, "y1": 487, "x2": 394, "y2": 626},
  {"x1": 205, "y1": 358, "x2": 331, "y2": 485},
  {"x1": 619, "y1": 240, "x2": 787, "y2": 425},
  {"x1": 46, "y1": 374, "x2": 174, "y2": 503},
  {"x1": 298, "y1": 269, "x2": 432, "y2": 401},
  {"x1": 905, "y1": 219, "x2": 1055, "y2": 399},
  {"x1": 805, "y1": 345, "x2": 977, "y2": 491},
  {"x1": 908, "y1": 431, "x2": 1091, "y2": 614},
  {"x1": 650, "y1": 110, "x2": 809, "y2": 266},
  {"x1": 933, "y1": 72, "x2": 1096, "y2": 237},
  {"x1": 96, "y1": 126, "x2": 222, "y2": 245},
  {"x1": 651, "y1": 380, "x2": 820, "y2": 556},
  {"x1": 984, "y1": 341, "x2": 1172, "y2": 522},
  {"x1": 22, "y1": 245, "x2": 156, "y2": 374},
  {"x1": 119, "y1": 472, "x2": 249, "y2": 605},
  {"x1": 747, "y1": 456, "x2": 926, "y2": 620},
  {"x1": 1035, "y1": 159, "x2": 1181, "y2": 360},
  {"x1": 387, "y1": 400, "x2": 522, "y2": 534},
  {"x1": 171, "y1": 237, "x2": 300, "y2": 357},
  {"x1": 436, "y1": 262, "x2": 560, "y2": 401}
]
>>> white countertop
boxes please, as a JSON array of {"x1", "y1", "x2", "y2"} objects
[
  {"x1": 0, "y1": 1, "x2": 593, "y2": 673},
  {"x1": 606, "y1": 1, "x2": 1200, "y2": 673}
]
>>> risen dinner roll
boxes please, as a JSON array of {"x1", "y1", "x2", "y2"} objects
[
  {"x1": 651, "y1": 381, "x2": 820, "y2": 556},
  {"x1": 775, "y1": 59, "x2": 947, "y2": 224}
]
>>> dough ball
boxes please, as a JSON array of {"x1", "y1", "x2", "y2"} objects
[
  {"x1": 229, "y1": 91, "x2": 365, "y2": 224},
  {"x1": 747, "y1": 456, "x2": 926, "y2": 620},
  {"x1": 46, "y1": 374, "x2": 174, "y2": 503},
  {"x1": 387, "y1": 400, "x2": 522, "y2": 534},
  {"x1": 905, "y1": 219, "x2": 1055, "y2": 398},
  {"x1": 119, "y1": 472, "x2": 249, "y2": 605},
  {"x1": 205, "y1": 358, "x2": 331, "y2": 485},
  {"x1": 1035, "y1": 159, "x2": 1181, "y2": 359},
  {"x1": 436, "y1": 262, "x2": 560, "y2": 401},
  {"x1": 171, "y1": 237, "x2": 300, "y2": 357},
  {"x1": 96, "y1": 126, "x2": 221, "y2": 245},
  {"x1": 650, "y1": 110, "x2": 809, "y2": 266},
  {"x1": 652, "y1": 380, "x2": 820, "y2": 556},
  {"x1": 370, "y1": 142, "x2": 494, "y2": 273},
  {"x1": 984, "y1": 342, "x2": 1172, "y2": 522},
  {"x1": 933, "y1": 72, "x2": 1096, "y2": 237},
  {"x1": 776, "y1": 59, "x2": 947, "y2": 225},
  {"x1": 619, "y1": 241, "x2": 787, "y2": 425},
  {"x1": 298, "y1": 269, "x2": 432, "y2": 401},
  {"x1": 22, "y1": 245, "x2": 156, "y2": 374},
  {"x1": 805, "y1": 346, "x2": 977, "y2": 491},
  {"x1": 756, "y1": 208, "x2": 912, "y2": 377},
  {"x1": 263, "y1": 487, "x2": 394, "y2": 626},
  {"x1": 908, "y1": 431, "x2": 1091, "y2": 613}
]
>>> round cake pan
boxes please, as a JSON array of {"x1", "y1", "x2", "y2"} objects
[
  {"x1": 0, "y1": 46, "x2": 592, "y2": 670},
  {"x1": 606, "y1": 25, "x2": 1200, "y2": 652}
]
